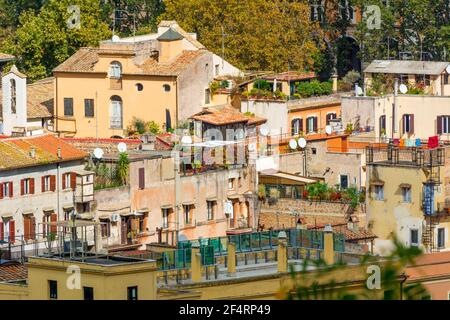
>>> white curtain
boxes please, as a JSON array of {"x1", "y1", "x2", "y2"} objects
[{"x1": 110, "y1": 100, "x2": 122, "y2": 128}]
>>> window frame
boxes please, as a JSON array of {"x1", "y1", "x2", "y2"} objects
[
  {"x1": 109, "y1": 61, "x2": 122, "y2": 79},
  {"x1": 48, "y1": 280, "x2": 58, "y2": 300},
  {"x1": 110, "y1": 96, "x2": 123, "y2": 129},
  {"x1": 83, "y1": 286, "x2": 94, "y2": 301},
  {"x1": 84, "y1": 99, "x2": 95, "y2": 118},
  {"x1": 207, "y1": 200, "x2": 215, "y2": 221},
  {"x1": 402, "y1": 186, "x2": 412, "y2": 203},
  {"x1": 374, "y1": 185, "x2": 384, "y2": 201},
  {"x1": 437, "y1": 228, "x2": 445, "y2": 249},
  {"x1": 64, "y1": 98, "x2": 74, "y2": 117},
  {"x1": 127, "y1": 286, "x2": 138, "y2": 301},
  {"x1": 162, "y1": 209, "x2": 169, "y2": 229},
  {"x1": 410, "y1": 229, "x2": 419, "y2": 247}
]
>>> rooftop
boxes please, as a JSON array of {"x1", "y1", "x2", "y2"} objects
[
  {"x1": 364, "y1": 60, "x2": 450, "y2": 75},
  {"x1": 262, "y1": 71, "x2": 317, "y2": 82},
  {"x1": 0, "y1": 134, "x2": 87, "y2": 171},
  {"x1": 0, "y1": 261, "x2": 27, "y2": 282},
  {"x1": 0, "y1": 77, "x2": 54, "y2": 120},
  {"x1": 0, "y1": 53, "x2": 15, "y2": 63},
  {"x1": 190, "y1": 105, "x2": 267, "y2": 126}
]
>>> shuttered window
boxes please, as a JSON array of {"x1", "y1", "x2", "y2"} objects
[
  {"x1": 291, "y1": 118, "x2": 303, "y2": 135},
  {"x1": 402, "y1": 114, "x2": 414, "y2": 134},
  {"x1": 42, "y1": 175, "x2": 55, "y2": 192},
  {"x1": 84, "y1": 99, "x2": 94, "y2": 117},
  {"x1": 138, "y1": 168, "x2": 145, "y2": 190},
  {"x1": 64, "y1": 98, "x2": 74, "y2": 116},
  {"x1": 23, "y1": 215, "x2": 36, "y2": 241},
  {"x1": 21, "y1": 178, "x2": 34, "y2": 195},
  {"x1": 437, "y1": 116, "x2": 450, "y2": 134},
  {"x1": 306, "y1": 116, "x2": 318, "y2": 133},
  {"x1": 0, "y1": 182, "x2": 13, "y2": 199}
]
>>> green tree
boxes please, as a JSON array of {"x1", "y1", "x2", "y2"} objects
[
  {"x1": 1, "y1": 0, "x2": 111, "y2": 81},
  {"x1": 160, "y1": 0, "x2": 322, "y2": 73}
]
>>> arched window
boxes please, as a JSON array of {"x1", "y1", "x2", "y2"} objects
[
  {"x1": 291, "y1": 118, "x2": 303, "y2": 136},
  {"x1": 110, "y1": 96, "x2": 123, "y2": 129},
  {"x1": 10, "y1": 79, "x2": 16, "y2": 114},
  {"x1": 109, "y1": 61, "x2": 122, "y2": 79}
]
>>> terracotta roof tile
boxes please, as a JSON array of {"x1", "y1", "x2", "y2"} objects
[
  {"x1": 262, "y1": 71, "x2": 317, "y2": 82},
  {"x1": 0, "y1": 134, "x2": 87, "y2": 171},
  {"x1": 0, "y1": 262, "x2": 27, "y2": 282},
  {"x1": 190, "y1": 105, "x2": 267, "y2": 126},
  {"x1": 137, "y1": 50, "x2": 207, "y2": 76},
  {"x1": 0, "y1": 77, "x2": 54, "y2": 120}
]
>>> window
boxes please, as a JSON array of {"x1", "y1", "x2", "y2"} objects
[
  {"x1": 444, "y1": 74, "x2": 449, "y2": 85},
  {"x1": 205, "y1": 88, "x2": 211, "y2": 104},
  {"x1": 291, "y1": 118, "x2": 302, "y2": 135},
  {"x1": 49, "y1": 280, "x2": 57, "y2": 300},
  {"x1": 437, "y1": 228, "x2": 445, "y2": 249},
  {"x1": 215, "y1": 64, "x2": 220, "y2": 75},
  {"x1": 183, "y1": 205, "x2": 192, "y2": 225},
  {"x1": 312, "y1": 148, "x2": 317, "y2": 155},
  {"x1": 83, "y1": 287, "x2": 94, "y2": 300},
  {"x1": 136, "y1": 83, "x2": 143, "y2": 91},
  {"x1": 127, "y1": 286, "x2": 138, "y2": 300},
  {"x1": 410, "y1": 229, "x2": 419, "y2": 247},
  {"x1": 138, "y1": 214, "x2": 146, "y2": 233},
  {"x1": 326, "y1": 113, "x2": 337, "y2": 125},
  {"x1": 228, "y1": 179, "x2": 234, "y2": 190},
  {"x1": 21, "y1": 178, "x2": 34, "y2": 195},
  {"x1": 62, "y1": 173, "x2": 72, "y2": 190},
  {"x1": 374, "y1": 185, "x2": 384, "y2": 201},
  {"x1": 379, "y1": 115, "x2": 386, "y2": 135},
  {"x1": 23, "y1": 214, "x2": 36, "y2": 241},
  {"x1": 110, "y1": 96, "x2": 123, "y2": 129},
  {"x1": 84, "y1": 99, "x2": 94, "y2": 117},
  {"x1": 415, "y1": 74, "x2": 431, "y2": 86},
  {"x1": 42, "y1": 176, "x2": 51, "y2": 192},
  {"x1": 163, "y1": 84, "x2": 171, "y2": 92},
  {"x1": 0, "y1": 182, "x2": 13, "y2": 199},
  {"x1": 207, "y1": 201, "x2": 216, "y2": 221},
  {"x1": 138, "y1": 168, "x2": 145, "y2": 190},
  {"x1": 340, "y1": 175, "x2": 349, "y2": 190},
  {"x1": 42, "y1": 212, "x2": 57, "y2": 238},
  {"x1": 100, "y1": 220, "x2": 110, "y2": 238},
  {"x1": 10, "y1": 79, "x2": 16, "y2": 114},
  {"x1": 162, "y1": 209, "x2": 169, "y2": 229},
  {"x1": 310, "y1": 0, "x2": 325, "y2": 22},
  {"x1": 306, "y1": 116, "x2": 317, "y2": 133},
  {"x1": 0, "y1": 218, "x2": 14, "y2": 243},
  {"x1": 64, "y1": 98, "x2": 74, "y2": 116},
  {"x1": 402, "y1": 114, "x2": 414, "y2": 134},
  {"x1": 437, "y1": 116, "x2": 450, "y2": 134},
  {"x1": 109, "y1": 61, "x2": 122, "y2": 79},
  {"x1": 402, "y1": 186, "x2": 412, "y2": 203}
]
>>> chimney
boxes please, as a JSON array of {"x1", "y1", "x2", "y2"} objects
[
  {"x1": 57, "y1": 147, "x2": 62, "y2": 159},
  {"x1": 157, "y1": 28, "x2": 184, "y2": 63},
  {"x1": 30, "y1": 147, "x2": 36, "y2": 158}
]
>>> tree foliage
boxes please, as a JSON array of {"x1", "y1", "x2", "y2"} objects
[
  {"x1": 160, "y1": 0, "x2": 323, "y2": 73},
  {"x1": 1, "y1": 0, "x2": 111, "y2": 80}
]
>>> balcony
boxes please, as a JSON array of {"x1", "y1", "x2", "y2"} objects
[{"x1": 366, "y1": 145, "x2": 445, "y2": 168}]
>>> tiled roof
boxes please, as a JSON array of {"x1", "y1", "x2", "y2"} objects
[
  {"x1": 158, "y1": 28, "x2": 184, "y2": 41},
  {"x1": 0, "y1": 134, "x2": 87, "y2": 171},
  {"x1": 0, "y1": 53, "x2": 15, "y2": 62},
  {"x1": 0, "y1": 77, "x2": 54, "y2": 120},
  {"x1": 53, "y1": 47, "x2": 206, "y2": 76},
  {"x1": 262, "y1": 71, "x2": 317, "y2": 82},
  {"x1": 190, "y1": 105, "x2": 267, "y2": 126},
  {"x1": 0, "y1": 261, "x2": 27, "y2": 282}
]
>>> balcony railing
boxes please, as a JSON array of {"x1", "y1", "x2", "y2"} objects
[{"x1": 366, "y1": 145, "x2": 445, "y2": 168}]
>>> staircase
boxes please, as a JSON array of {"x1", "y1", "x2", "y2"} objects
[{"x1": 422, "y1": 217, "x2": 439, "y2": 253}]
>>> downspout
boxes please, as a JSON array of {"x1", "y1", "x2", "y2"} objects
[
  {"x1": 392, "y1": 78, "x2": 398, "y2": 140},
  {"x1": 399, "y1": 272, "x2": 408, "y2": 300},
  {"x1": 55, "y1": 76, "x2": 58, "y2": 135},
  {"x1": 175, "y1": 76, "x2": 179, "y2": 128}
]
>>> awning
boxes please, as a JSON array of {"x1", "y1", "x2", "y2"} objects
[
  {"x1": 22, "y1": 211, "x2": 34, "y2": 216},
  {"x1": 399, "y1": 183, "x2": 411, "y2": 188},
  {"x1": 1, "y1": 213, "x2": 13, "y2": 219},
  {"x1": 62, "y1": 205, "x2": 74, "y2": 211},
  {"x1": 161, "y1": 204, "x2": 173, "y2": 209},
  {"x1": 370, "y1": 181, "x2": 385, "y2": 186},
  {"x1": 42, "y1": 207, "x2": 56, "y2": 212},
  {"x1": 182, "y1": 201, "x2": 195, "y2": 206}
]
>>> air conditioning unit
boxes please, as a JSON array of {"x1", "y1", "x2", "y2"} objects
[{"x1": 111, "y1": 214, "x2": 120, "y2": 222}]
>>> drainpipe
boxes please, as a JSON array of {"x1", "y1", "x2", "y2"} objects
[
  {"x1": 392, "y1": 78, "x2": 399, "y2": 140},
  {"x1": 399, "y1": 272, "x2": 408, "y2": 300}
]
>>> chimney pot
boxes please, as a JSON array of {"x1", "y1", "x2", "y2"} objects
[{"x1": 57, "y1": 147, "x2": 61, "y2": 159}]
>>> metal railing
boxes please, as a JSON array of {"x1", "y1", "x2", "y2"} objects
[{"x1": 366, "y1": 145, "x2": 445, "y2": 167}]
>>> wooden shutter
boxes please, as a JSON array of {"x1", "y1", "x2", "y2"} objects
[
  {"x1": 9, "y1": 220, "x2": 15, "y2": 243},
  {"x1": 9, "y1": 182, "x2": 13, "y2": 197},
  {"x1": 0, "y1": 222, "x2": 3, "y2": 241},
  {"x1": 31, "y1": 216, "x2": 36, "y2": 240},
  {"x1": 62, "y1": 174, "x2": 66, "y2": 189},
  {"x1": 291, "y1": 120, "x2": 296, "y2": 135},
  {"x1": 138, "y1": 168, "x2": 145, "y2": 189},
  {"x1": 313, "y1": 117, "x2": 318, "y2": 132},
  {"x1": 50, "y1": 175, "x2": 56, "y2": 192},
  {"x1": 410, "y1": 114, "x2": 414, "y2": 134},
  {"x1": 30, "y1": 178, "x2": 35, "y2": 194},
  {"x1": 42, "y1": 216, "x2": 47, "y2": 236},
  {"x1": 20, "y1": 179, "x2": 24, "y2": 195},
  {"x1": 50, "y1": 213, "x2": 57, "y2": 233},
  {"x1": 70, "y1": 173, "x2": 76, "y2": 189},
  {"x1": 299, "y1": 118, "x2": 303, "y2": 133},
  {"x1": 0, "y1": 183, "x2": 3, "y2": 200},
  {"x1": 24, "y1": 216, "x2": 30, "y2": 241},
  {"x1": 437, "y1": 116, "x2": 443, "y2": 134},
  {"x1": 41, "y1": 176, "x2": 45, "y2": 192}
]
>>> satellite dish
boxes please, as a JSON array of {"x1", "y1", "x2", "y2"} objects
[
  {"x1": 289, "y1": 139, "x2": 298, "y2": 150},
  {"x1": 298, "y1": 138, "x2": 307, "y2": 149},
  {"x1": 446, "y1": 65, "x2": 450, "y2": 74},
  {"x1": 259, "y1": 125, "x2": 269, "y2": 137},
  {"x1": 325, "y1": 125, "x2": 332, "y2": 135},
  {"x1": 93, "y1": 148, "x2": 104, "y2": 159},
  {"x1": 112, "y1": 35, "x2": 120, "y2": 42},
  {"x1": 181, "y1": 135, "x2": 193, "y2": 145},
  {"x1": 117, "y1": 142, "x2": 127, "y2": 153},
  {"x1": 399, "y1": 84, "x2": 408, "y2": 94}
]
